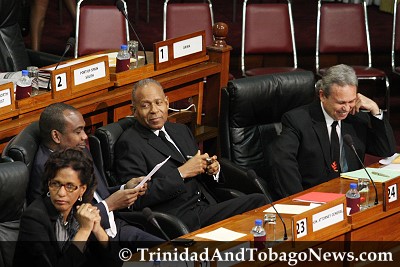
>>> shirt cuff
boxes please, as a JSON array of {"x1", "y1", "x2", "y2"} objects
[
  {"x1": 101, "y1": 200, "x2": 117, "y2": 238},
  {"x1": 373, "y1": 109, "x2": 383, "y2": 120},
  {"x1": 213, "y1": 163, "x2": 221, "y2": 182}
]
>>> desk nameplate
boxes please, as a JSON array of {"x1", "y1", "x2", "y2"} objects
[
  {"x1": 383, "y1": 176, "x2": 400, "y2": 211},
  {"x1": 291, "y1": 196, "x2": 349, "y2": 241},
  {"x1": 154, "y1": 31, "x2": 207, "y2": 71},
  {"x1": 0, "y1": 82, "x2": 16, "y2": 117},
  {"x1": 70, "y1": 56, "x2": 110, "y2": 94}
]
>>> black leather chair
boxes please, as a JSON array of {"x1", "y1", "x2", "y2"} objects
[
  {"x1": 92, "y1": 117, "x2": 192, "y2": 239},
  {"x1": 219, "y1": 71, "x2": 317, "y2": 200},
  {"x1": 0, "y1": 0, "x2": 59, "y2": 72},
  {"x1": 0, "y1": 161, "x2": 29, "y2": 267},
  {"x1": 93, "y1": 117, "x2": 247, "y2": 239},
  {"x1": 1, "y1": 121, "x2": 40, "y2": 174}
]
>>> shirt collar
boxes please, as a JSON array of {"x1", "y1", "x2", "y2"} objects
[
  {"x1": 153, "y1": 126, "x2": 166, "y2": 137},
  {"x1": 321, "y1": 102, "x2": 341, "y2": 128}
]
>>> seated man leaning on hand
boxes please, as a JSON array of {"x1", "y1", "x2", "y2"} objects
[
  {"x1": 115, "y1": 78, "x2": 267, "y2": 231},
  {"x1": 268, "y1": 64, "x2": 396, "y2": 199},
  {"x1": 29, "y1": 102, "x2": 163, "y2": 249}
]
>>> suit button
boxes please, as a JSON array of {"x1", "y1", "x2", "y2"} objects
[{"x1": 197, "y1": 191, "x2": 200, "y2": 195}]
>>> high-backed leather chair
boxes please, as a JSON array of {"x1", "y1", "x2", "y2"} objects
[
  {"x1": 93, "y1": 116, "x2": 247, "y2": 238},
  {"x1": 74, "y1": 0, "x2": 130, "y2": 57},
  {"x1": 163, "y1": 0, "x2": 214, "y2": 47},
  {"x1": 92, "y1": 117, "x2": 192, "y2": 239},
  {"x1": 0, "y1": 0, "x2": 30, "y2": 72},
  {"x1": 0, "y1": 161, "x2": 29, "y2": 267},
  {"x1": 241, "y1": 0, "x2": 303, "y2": 77},
  {"x1": 219, "y1": 71, "x2": 316, "y2": 200},
  {"x1": 1, "y1": 122, "x2": 40, "y2": 174},
  {"x1": 0, "y1": 0, "x2": 60, "y2": 72}
]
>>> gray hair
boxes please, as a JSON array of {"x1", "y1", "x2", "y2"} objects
[
  {"x1": 131, "y1": 78, "x2": 163, "y2": 108},
  {"x1": 316, "y1": 64, "x2": 358, "y2": 97}
]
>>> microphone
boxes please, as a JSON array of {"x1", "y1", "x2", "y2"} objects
[
  {"x1": 46, "y1": 37, "x2": 75, "y2": 90},
  {"x1": 247, "y1": 170, "x2": 288, "y2": 240},
  {"x1": 143, "y1": 207, "x2": 171, "y2": 241},
  {"x1": 116, "y1": 0, "x2": 148, "y2": 65},
  {"x1": 343, "y1": 134, "x2": 379, "y2": 205}
]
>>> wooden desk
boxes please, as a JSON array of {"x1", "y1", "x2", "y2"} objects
[
  {"x1": 0, "y1": 31, "x2": 231, "y2": 153},
  {"x1": 167, "y1": 177, "x2": 400, "y2": 266}
]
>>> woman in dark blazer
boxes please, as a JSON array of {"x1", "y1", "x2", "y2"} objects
[{"x1": 13, "y1": 148, "x2": 122, "y2": 267}]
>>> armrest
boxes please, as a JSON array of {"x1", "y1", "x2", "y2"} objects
[
  {"x1": 212, "y1": 187, "x2": 245, "y2": 202},
  {"x1": 219, "y1": 158, "x2": 271, "y2": 198},
  {"x1": 117, "y1": 211, "x2": 190, "y2": 240}
]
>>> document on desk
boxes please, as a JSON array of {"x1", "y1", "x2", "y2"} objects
[
  {"x1": 195, "y1": 227, "x2": 246, "y2": 241},
  {"x1": 341, "y1": 167, "x2": 400, "y2": 183},
  {"x1": 134, "y1": 156, "x2": 171, "y2": 189},
  {"x1": 263, "y1": 203, "x2": 320, "y2": 215}
]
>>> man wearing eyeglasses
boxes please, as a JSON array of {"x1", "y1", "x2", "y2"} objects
[{"x1": 29, "y1": 102, "x2": 163, "y2": 249}]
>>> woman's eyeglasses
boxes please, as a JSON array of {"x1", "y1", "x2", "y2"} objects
[{"x1": 48, "y1": 181, "x2": 81, "y2": 193}]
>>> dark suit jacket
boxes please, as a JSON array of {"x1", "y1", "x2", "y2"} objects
[
  {"x1": 13, "y1": 197, "x2": 121, "y2": 267},
  {"x1": 29, "y1": 145, "x2": 123, "y2": 230},
  {"x1": 269, "y1": 101, "x2": 396, "y2": 198},
  {"x1": 115, "y1": 120, "x2": 219, "y2": 229}
]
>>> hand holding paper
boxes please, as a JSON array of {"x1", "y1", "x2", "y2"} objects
[{"x1": 134, "y1": 156, "x2": 171, "y2": 189}]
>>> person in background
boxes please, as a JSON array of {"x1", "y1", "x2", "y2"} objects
[
  {"x1": 13, "y1": 148, "x2": 122, "y2": 267},
  {"x1": 268, "y1": 64, "x2": 396, "y2": 199},
  {"x1": 29, "y1": 102, "x2": 163, "y2": 251},
  {"x1": 114, "y1": 78, "x2": 267, "y2": 231},
  {"x1": 30, "y1": 0, "x2": 76, "y2": 51}
]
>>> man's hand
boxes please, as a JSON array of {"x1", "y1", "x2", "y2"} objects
[
  {"x1": 178, "y1": 150, "x2": 209, "y2": 179},
  {"x1": 351, "y1": 93, "x2": 380, "y2": 115},
  {"x1": 105, "y1": 188, "x2": 140, "y2": 211},
  {"x1": 125, "y1": 176, "x2": 148, "y2": 196}
]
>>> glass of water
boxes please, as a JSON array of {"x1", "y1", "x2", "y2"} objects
[{"x1": 358, "y1": 178, "x2": 370, "y2": 211}]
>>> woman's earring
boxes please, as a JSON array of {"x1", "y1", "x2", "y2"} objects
[
  {"x1": 47, "y1": 192, "x2": 50, "y2": 197},
  {"x1": 78, "y1": 196, "x2": 82, "y2": 202}
]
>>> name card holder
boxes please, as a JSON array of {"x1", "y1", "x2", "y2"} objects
[
  {"x1": 382, "y1": 176, "x2": 400, "y2": 211},
  {"x1": 0, "y1": 82, "x2": 16, "y2": 117},
  {"x1": 154, "y1": 31, "x2": 208, "y2": 71},
  {"x1": 291, "y1": 196, "x2": 349, "y2": 241},
  {"x1": 70, "y1": 55, "x2": 110, "y2": 95},
  {"x1": 50, "y1": 66, "x2": 72, "y2": 99}
]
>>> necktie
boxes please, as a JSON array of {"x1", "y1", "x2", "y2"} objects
[
  {"x1": 330, "y1": 121, "x2": 341, "y2": 172},
  {"x1": 159, "y1": 130, "x2": 185, "y2": 161}
]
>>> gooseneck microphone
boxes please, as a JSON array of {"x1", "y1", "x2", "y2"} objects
[
  {"x1": 116, "y1": 0, "x2": 148, "y2": 65},
  {"x1": 143, "y1": 207, "x2": 171, "y2": 241},
  {"x1": 343, "y1": 134, "x2": 379, "y2": 205},
  {"x1": 46, "y1": 37, "x2": 75, "y2": 90},
  {"x1": 247, "y1": 170, "x2": 288, "y2": 240}
]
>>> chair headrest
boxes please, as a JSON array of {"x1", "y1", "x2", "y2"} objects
[
  {"x1": 0, "y1": 161, "x2": 29, "y2": 222},
  {"x1": 1, "y1": 122, "x2": 40, "y2": 172},
  {"x1": 227, "y1": 71, "x2": 316, "y2": 128},
  {"x1": 95, "y1": 117, "x2": 135, "y2": 172}
]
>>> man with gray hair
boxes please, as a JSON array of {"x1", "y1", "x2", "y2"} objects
[{"x1": 268, "y1": 64, "x2": 396, "y2": 199}]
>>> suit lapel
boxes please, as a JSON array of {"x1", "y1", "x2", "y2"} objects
[
  {"x1": 310, "y1": 102, "x2": 335, "y2": 173},
  {"x1": 135, "y1": 121, "x2": 186, "y2": 164}
]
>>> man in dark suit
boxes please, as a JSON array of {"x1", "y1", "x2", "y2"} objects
[
  {"x1": 114, "y1": 78, "x2": 266, "y2": 231},
  {"x1": 268, "y1": 64, "x2": 396, "y2": 199},
  {"x1": 29, "y1": 103, "x2": 163, "y2": 249}
]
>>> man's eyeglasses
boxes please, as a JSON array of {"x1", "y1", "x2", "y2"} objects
[{"x1": 48, "y1": 181, "x2": 81, "y2": 193}]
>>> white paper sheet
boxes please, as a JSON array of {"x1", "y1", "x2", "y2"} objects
[
  {"x1": 195, "y1": 227, "x2": 246, "y2": 241},
  {"x1": 263, "y1": 203, "x2": 319, "y2": 215},
  {"x1": 134, "y1": 156, "x2": 170, "y2": 189}
]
